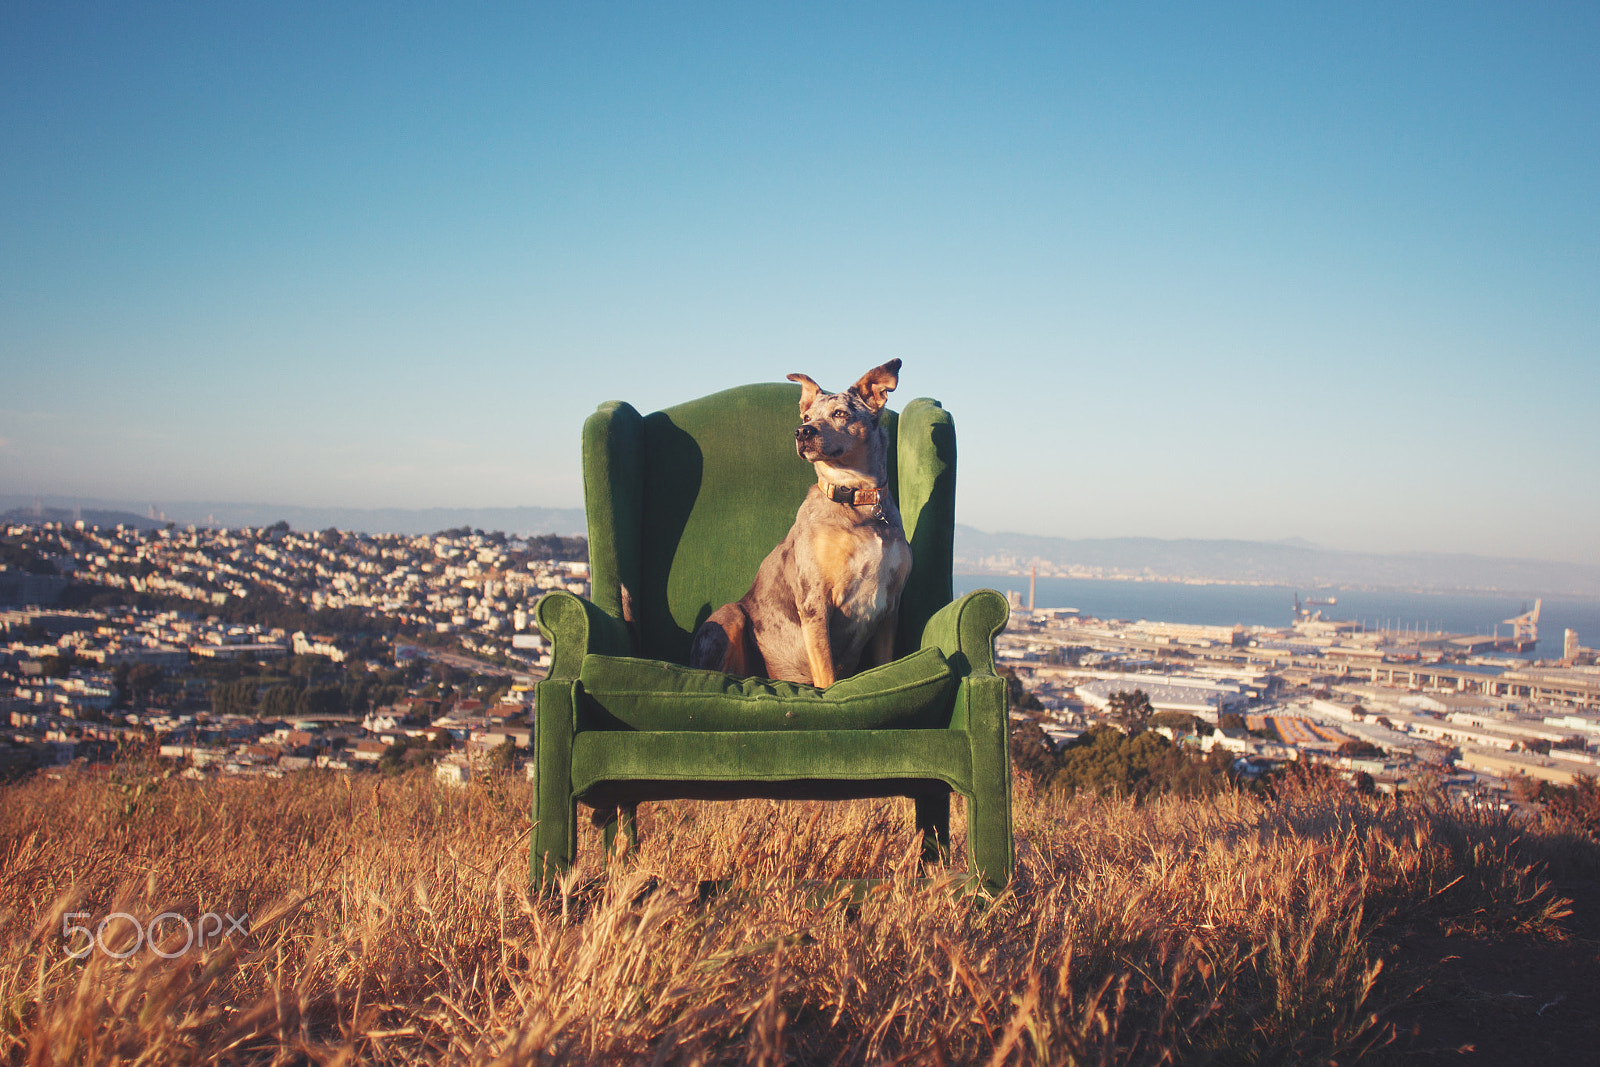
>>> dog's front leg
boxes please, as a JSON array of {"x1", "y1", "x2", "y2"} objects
[
  {"x1": 798, "y1": 605, "x2": 836, "y2": 687},
  {"x1": 867, "y1": 609, "x2": 898, "y2": 670}
]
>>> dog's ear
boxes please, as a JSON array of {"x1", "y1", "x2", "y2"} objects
[
  {"x1": 850, "y1": 359, "x2": 901, "y2": 413},
  {"x1": 787, "y1": 373, "x2": 822, "y2": 414}
]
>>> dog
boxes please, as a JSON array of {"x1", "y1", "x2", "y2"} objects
[{"x1": 688, "y1": 359, "x2": 912, "y2": 687}]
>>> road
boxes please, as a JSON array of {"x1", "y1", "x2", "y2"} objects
[{"x1": 410, "y1": 644, "x2": 540, "y2": 681}]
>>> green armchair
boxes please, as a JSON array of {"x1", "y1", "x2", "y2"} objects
[{"x1": 532, "y1": 382, "x2": 1013, "y2": 891}]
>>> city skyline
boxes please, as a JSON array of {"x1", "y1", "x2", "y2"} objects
[{"x1": 4, "y1": 4, "x2": 1598, "y2": 565}]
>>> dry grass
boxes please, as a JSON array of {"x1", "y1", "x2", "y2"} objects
[{"x1": 0, "y1": 764, "x2": 1576, "y2": 1066}]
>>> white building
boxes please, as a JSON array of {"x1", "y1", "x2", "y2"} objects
[{"x1": 1075, "y1": 679, "x2": 1247, "y2": 722}]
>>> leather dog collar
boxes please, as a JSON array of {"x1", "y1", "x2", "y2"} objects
[{"x1": 823, "y1": 482, "x2": 884, "y2": 507}]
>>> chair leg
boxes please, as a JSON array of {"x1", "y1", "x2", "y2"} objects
[
  {"x1": 965, "y1": 673, "x2": 1015, "y2": 893},
  {"x1": 598, "y1": 804, "x2": 640, "y2": 870},
  {"x1": 915, "y1": 793, "x2": 950, "y2": 868},
  {"x1": 966, "y1": 786, "x2": 1014, "y2": 893},
  {"x1": 532, "y1": 790, "x2": 577, "y2": 891},
  {"x1": 598, "y1": 805, "x2": 618, "y2": 864},
  {"x1": 622, "y1": 803, "x2": 639, "y2": 855}
]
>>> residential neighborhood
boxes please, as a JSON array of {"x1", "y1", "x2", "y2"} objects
[{"x1": 1, "y1": 519, "x2": 584, "y2": 782}]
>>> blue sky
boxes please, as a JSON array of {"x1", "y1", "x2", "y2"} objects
[{"x1": 3, "y1": 3, "x2": 1597, "y2": 564}]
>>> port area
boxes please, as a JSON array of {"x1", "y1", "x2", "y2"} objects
[{"x1": 997, "y1": 602, "x2": 1600, "y2": 807}]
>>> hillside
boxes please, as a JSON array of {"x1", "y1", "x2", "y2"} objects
[
  {"x1": 1, "y1": 767, "x2": 1595, "y2": 1064},
  {"x1": 11, "y1": 495, "x2": 1598, "y2": 596}
]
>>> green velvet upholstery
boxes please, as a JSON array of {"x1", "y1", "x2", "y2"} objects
[
  {"x1": 578, "y1": 646, "x2": 957, "y2": 732},
  {"x1": 533, "y1": 382, "x2": 1013, "y2": 891}
]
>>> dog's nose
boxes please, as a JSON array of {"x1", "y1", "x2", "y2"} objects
[{"x1": 795, "y1": 425, "x2": 817, "y2": 441}]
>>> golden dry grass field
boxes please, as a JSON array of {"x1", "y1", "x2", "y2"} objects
[{"x1": 0, "y1": 764, "x2": 1590, "y2": 1065}]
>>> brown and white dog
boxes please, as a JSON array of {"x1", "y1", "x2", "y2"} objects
[{"x1": 689, "y1": 359, "x2": 911, "y2": 687}]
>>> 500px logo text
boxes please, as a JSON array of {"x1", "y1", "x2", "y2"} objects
[{"x1": 63, "y1": 911, "x2": 250, "y2": 959}]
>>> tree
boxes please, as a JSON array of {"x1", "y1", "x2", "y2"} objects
[
  {"x1": 378, "y1": 733, "x2": 448, "y2": 775},
  {"x1": 1052, "y1": 725, "x2": 1230, "y2": 800},
  {"x1": 1106, "y1": 689, "x2": 1153, "y2": 733},
  {"x1": 211, "y1": 678, "x2": 260, "y2": 717},
  {"x1": 997, "y1": 666, "x2": 1043, "y2": 713},
  {"x1": 431, "y1": 663, "x2": 465, "y2": 690},
  {"x1": 1337, "y1": 739, "x2": 1384, "y2": 760},
  {"x1": 523, "y1": 534, "x2": 587, "y2": 562},
  {"x1": 40, "y1": 650, "x2": 77, "y2": 678},
  {"x1": 1009, "y1": 719, "x2": 1059, "y2": 786},
  {"x1": 259, "y1": 685, "x2": 299, "y2": 719},
  {"x1": 124, "y1": 663, "x2": 164, "y2": 706},
  {"x1": 1045, "y1": 646, "x2": 1079, "y2": 667},
  {"x1": 288, "y1": 655, "x2": 328, "y2": 683},
  {"x1": 302, "y1": 685, "x2": 345, "y2": 718},
  {"x1": 1148, "y1": 711, "x2": 1202, "y2": 735},
  {"x1": 488, "y1": 738, "x2": 518, "y2": 772}
]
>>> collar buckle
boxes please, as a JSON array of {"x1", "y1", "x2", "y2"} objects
[
  {"x1": 826, "y1": 483, "x2": 881, "y2": 506},
  {"x1": 824, "y1": 481, "x2": 890, "y2": 524}
]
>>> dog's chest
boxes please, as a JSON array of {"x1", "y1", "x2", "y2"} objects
[{"x1": 811, "y1": 526, "x2": 911, "y2": 622}]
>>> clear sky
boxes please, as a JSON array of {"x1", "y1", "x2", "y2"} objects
[{"x1": 3, "y1": 3, "x2": 1597, "y2": 564}]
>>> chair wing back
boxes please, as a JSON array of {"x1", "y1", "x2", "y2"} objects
[{"x1": 583, "y1": 382, "x2": 954, "y2": 666}]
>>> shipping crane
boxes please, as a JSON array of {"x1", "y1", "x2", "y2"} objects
[{"x1": 1502, "y1": 599, "x2": 1542, "y2": 647}]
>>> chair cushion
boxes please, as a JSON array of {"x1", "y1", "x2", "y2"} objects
[{"x1": 576, "y1": 646, "x2": 957, "y2": 732}]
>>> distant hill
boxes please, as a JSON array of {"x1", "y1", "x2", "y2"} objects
[
  {"x1": 11, "y1": 494, "x2": 1594, "y2": 597},
  {"x1": 0, "y1": 496, "x2": 587, "y2": 538},
  {"x1": 954, "y1": 525, "x2": 1600, "y2": 599},
  {"x1": 145, "y1": 503, "x2": 590, "y2": 538},
  {"x1": 1, "y1": 504, "x2": 160, "y2": 531}
]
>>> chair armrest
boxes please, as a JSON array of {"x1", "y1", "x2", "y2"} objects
[
  {"x1": 918, "y1": 588, "x2": 1010, "y2": 678},
  {"x1": 535, "y1": 589, "x2": 632, "y2": 680}
]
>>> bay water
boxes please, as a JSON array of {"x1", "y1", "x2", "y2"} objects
[{"x1": 954, "y1": 574, "x2": 1600, "y2": 662}]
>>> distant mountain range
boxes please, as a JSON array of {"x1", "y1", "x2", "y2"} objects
[
  {"x1": 0, "y1": 496, "x2": 588, "y2": 538},
  {"x1": 6, "y1": 495, "x2": 1595, "y2": 598},
  {"x1": 952, "y1": 526, "x2": 1600, "y2": 599}
]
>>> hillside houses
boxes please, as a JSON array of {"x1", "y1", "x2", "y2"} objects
[{"x1": 1, "y1": 520, "x2": 573, "y2": 779}]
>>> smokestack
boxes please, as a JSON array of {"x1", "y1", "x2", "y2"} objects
[{"x1": 1029, "y1": 566, "x2": 1036, "y2": 612}]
